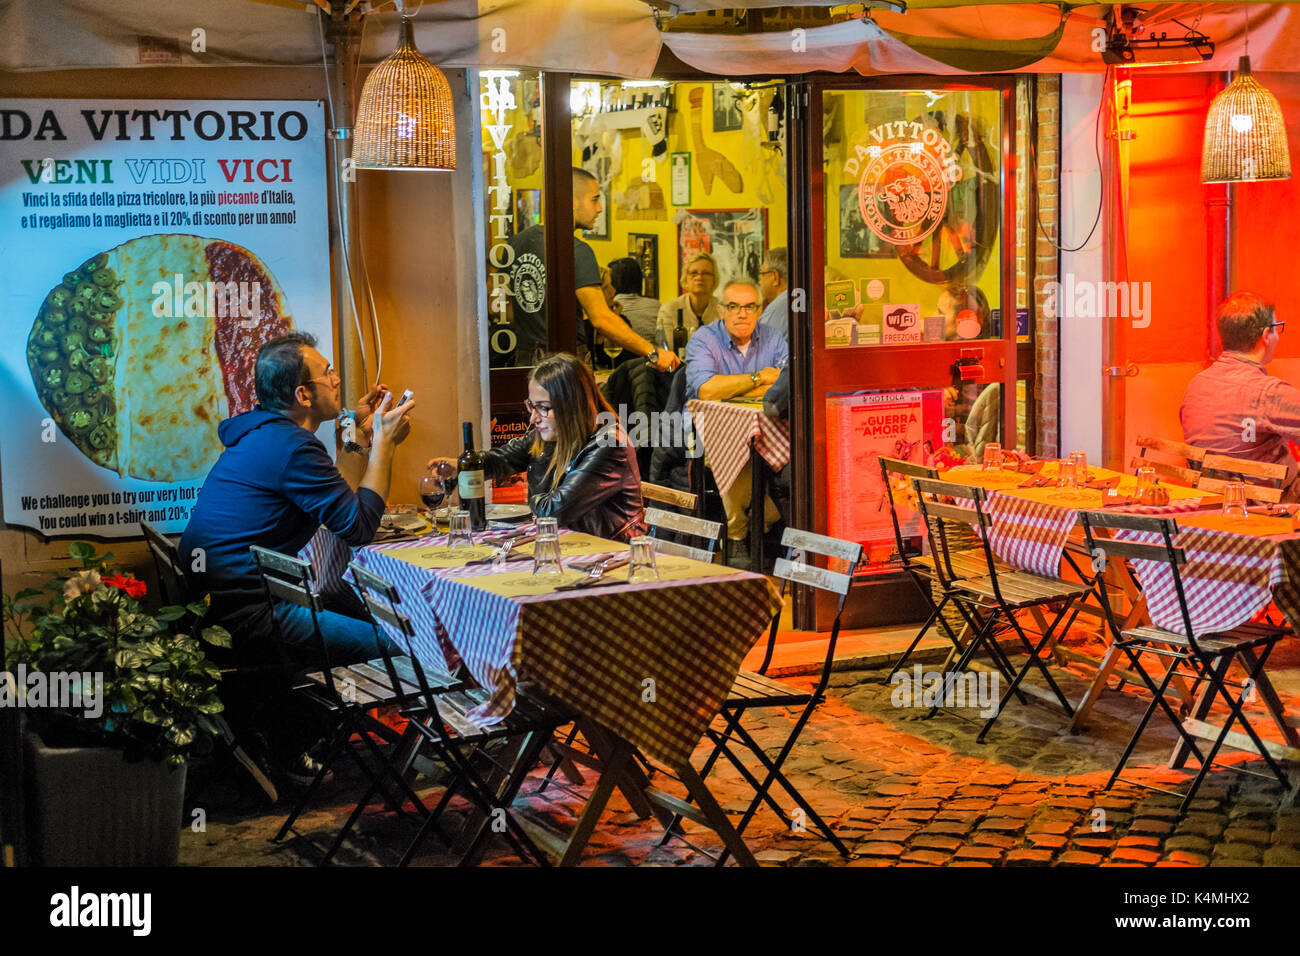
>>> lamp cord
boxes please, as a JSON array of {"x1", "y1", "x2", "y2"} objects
[{"x1": 1030, "y1": 67, "x2": 1107, "y2": 253}]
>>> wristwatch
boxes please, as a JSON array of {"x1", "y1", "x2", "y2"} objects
[{"x1": 749, "y1": 370, "x2": 761, "y2": 386}]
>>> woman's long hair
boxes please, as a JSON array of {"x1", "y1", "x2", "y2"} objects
[{"x1": 530, "y1": 353, "x2": 615, "y2": 491}]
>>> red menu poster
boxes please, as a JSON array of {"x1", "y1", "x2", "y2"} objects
[{"x1": 826, "y1": 389, "x2": 945, "y2": 552}]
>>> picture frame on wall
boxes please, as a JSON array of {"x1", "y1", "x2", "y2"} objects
[
  {"x1": 513, "y1": 189, "x2": 541, "y2": 234},
  {"x1": 628, "y1": 233, "x2": 659, "y2": 299},
  {"x1": 584, "y1": 182, "x2": 610, "y2": 241},
  {"x1": 712, "y1": 84, "x2": 744, "y2": 132},
  {"x1": 676, "y1": 208, "x2": 766, "y2": 293},
  {"x1": 839, "y1": 185, "x2": 894, "y2": 259}
]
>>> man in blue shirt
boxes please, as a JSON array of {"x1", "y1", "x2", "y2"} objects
[
  {"x1": 757, "y1": 247, "x2": 789, "y2": 340},
  {"x1": 685, "y1": 279, "x2": 787, "y2": 567}
]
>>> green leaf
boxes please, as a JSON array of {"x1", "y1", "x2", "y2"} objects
[
  {"x1": 197, "y1": 698, "x2": 224, "y2": 714},
  {"x1": 201, "y1": 625, "x2": 232, "y2": 649},
  {"x1": 14, "y1": 587, "x2": 43, "y2": 601},
  {"x1": 68, "y1": 541, "x2": 96, "y2": 562},
  {"x1": 155, "y1": 606, "x2": 185, "y2": 623},
  {"x1": 186, "y1": 601, "x2": 210, "y2": 619},
  {"x1": 138, "y1": 707, "x2": 161, "y2": 725}
]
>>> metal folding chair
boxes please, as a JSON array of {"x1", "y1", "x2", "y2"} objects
[
  {"x1": 659, "y1": 527, "x2": 862, "y2": 864},
  {"x1": 912, "y1": 478, "x2": 1091, "y2": 740},
  {"x1": 140, "y1": 521, "x2": 279, "y2": 804},
  {"x1": 250, "y1": 546, "x2": 432, "y2": 864},
  {"x1": 1079, "y1": 510, "x2": 1292, "y2": 812},
  {"x1": 349, "y1": 561, "x2": 573, "y2": 866}
]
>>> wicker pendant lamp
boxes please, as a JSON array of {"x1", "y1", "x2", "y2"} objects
[
  {"x1": 1202, "y1": 56, "x2": 1290, "y2": 183},
  {"x1": 353, "y1": 15, "x2": 456, "y2": 171}
]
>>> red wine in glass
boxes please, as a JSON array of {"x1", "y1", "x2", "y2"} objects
[{"x1": 418, "y1": 474, "x2": 445, "y2": 516}]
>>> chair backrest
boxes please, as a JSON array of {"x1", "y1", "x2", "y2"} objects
[
  {"x1": 250, "y1": 545, "x2": 334, "y2": 684},
  {"x1": 644, "y1": 507, "x2": 723, "y2": 563},
  {"x1": 878, "y1": 456, "x2": 938, "y2": 569},
  {"x1": 1127, "y1": 455, "x2": 1201, "y2": 488},
  {"x1": 752, "y1": 527, "x2": 863, "y2": 696},
  {"x1": 641, "y1": 481, "x2": 697, "y2": 513},
  {"x1": 348, "y1": 561, "x2": 453, "y2": 713},
  {"x1": 1136, "y1": 435, "x2": 1207, "y2": 468},
  {"x1": 910, "y1": 477, "x2": 987, "y2": 587},
  {"x1": 140, "y1": 521, "x2": 190, "y2": 607},
  {"x1": 1197, "y1": 453, "x2": 1287, "y2": 503},
  {"x1": 1077, "y1": 509, "x2": 1198, "y2": 647}
]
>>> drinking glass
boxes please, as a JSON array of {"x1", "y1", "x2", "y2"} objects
[
  {"x1": 532, "y1": 517, "x2": 563, "y2": 579},
  {"x1": 432, "y1": 459, "x2": 458, "y2": 513},
  {"x1": 627, "y1": 535, "x2": 660, "y2": 584},
  {"x1": 1056, "y1": 459, "x2": 1077, "y2": 488},
  {"x1": 418, "y1": 471, "x2": 445, "y2": 519},
  {"x1": 447, "y1": 509, "x2": 473, "y2": 548},
  {"x1": 1221, "y1": 481, "x2": 1248, "y2": 519},
  {"x1": 602, "y1": 341, "x2": 624, "y2": 363},
  {"x1": 1135, "y1": 466, "x2": 1157, "y2": 496},
  {"x1": 1069, "y1": 451, "x2": 1088, "y2": 485},
  {"x1": 981, "y1": 443, "x2": 1003, "y2": 471}
]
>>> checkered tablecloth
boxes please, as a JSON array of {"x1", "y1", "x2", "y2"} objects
[
  {"x1": 686, "y1": 399, "x2": 791, "y2": 496},
  {"x1": 353, "y1": 531, "x2": 782, "y2": 767},
  {"x1": 1119, "y1": 513, "x2": 1298, "y2": 636}
]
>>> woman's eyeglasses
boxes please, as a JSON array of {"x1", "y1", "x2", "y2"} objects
[{"x1": 524, "y1": 400, "x2": 553, "y2": 417}]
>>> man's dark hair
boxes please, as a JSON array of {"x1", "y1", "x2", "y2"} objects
[
  {"x1": 255, "y1": 331, "x2": 318, "y2": 413},
  {"x1": 608, "y1": 256, "x2": 643, "y2": 296},
  {"x1": 1217, "y1": 291, "x2": 1275, "y2": 351},
  {"x1": 573, "y1": 166, "x2": 597, "y2": 191}
]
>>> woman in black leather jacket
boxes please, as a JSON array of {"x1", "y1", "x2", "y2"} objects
[{"x1": 431, "y1": 353, "x2": 646, "y2": 542}]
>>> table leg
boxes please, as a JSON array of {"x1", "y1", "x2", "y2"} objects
[
  {"x1": 749, "y1": 439, "x2": 765, "y2": 573},
  {"x1": 674, "y1": 761, "x2": 758, "y2": 867}
]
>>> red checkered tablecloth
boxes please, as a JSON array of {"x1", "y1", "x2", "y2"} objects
[
  {"x1": 686, "y1": 399, "x2": 791, "y2": 495},
  {"x1": 353, "y1": 531, "x2": 782, "y2": 767},
  {"x1": 1119, "y1": 513, "x2": 1299, "y2": 636}
]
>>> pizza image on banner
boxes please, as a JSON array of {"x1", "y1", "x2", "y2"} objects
[{"x1": 26, "y1": 234, "x2": 292, "y2": 483}]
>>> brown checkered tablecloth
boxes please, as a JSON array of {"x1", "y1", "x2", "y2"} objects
[
  {"x1": 686, "y1": 399, "x2": 791, "y2": 495},
  {"x1": 356, "y1": 532, "x2": 782, "y2": 767}
]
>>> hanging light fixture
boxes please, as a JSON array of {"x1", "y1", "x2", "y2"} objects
[
  {"x1": 1201, "y1": 56, "x2": 1291, "y2": 183},
  {"x1": 352, "y1": 9, "x2": 456, "y2": 171}
]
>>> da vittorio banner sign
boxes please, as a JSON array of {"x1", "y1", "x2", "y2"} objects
[{"x1": 0, "y1": 99, "x2": 331, "y2": 538}]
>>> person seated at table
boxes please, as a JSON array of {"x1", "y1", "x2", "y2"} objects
[
  {"x1": 608, "y1": 255, "x2": 661, "y2": 345},
  {"x1": 685, "y1": 279, "x2": 788, "y2": 569},
  {"x1": 657, "y1": 252, "x2": 720, "y2": 347},
  {"x1": 1181, "y1": 291, "x2": 1300, "y2": 500},
  {"x1": 431, "y1": 353, "x2": 646, "y2": 542}
]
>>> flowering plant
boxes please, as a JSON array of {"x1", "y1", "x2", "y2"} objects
[{"x1": 3, "y1": 541, "x2": 230, "y2": 769}]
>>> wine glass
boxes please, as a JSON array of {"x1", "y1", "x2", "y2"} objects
[
  {"x1": 432, "y1": 460, "x2": 458, "y2": 518},
  {"x1": 418, "y1": 471, "x2": 445, "y2": 521},
  {"x1": 603, "y1": 341, "x2": 624, "y2": 364}
]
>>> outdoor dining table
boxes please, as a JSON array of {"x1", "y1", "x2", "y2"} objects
[
  {"x1": 351, "y1": 526, "x2": 783, "y2": 866},
  {"x1": 686, "y1": 397, "x2": 791, "y2": 570}
]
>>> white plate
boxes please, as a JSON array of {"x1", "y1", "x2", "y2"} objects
[
  {"x1": 487, "y1": 504, "x2": 532, "y2": 521},
  {"x1": 382, "y1": 511, "x2": 428, "y2": 532}
]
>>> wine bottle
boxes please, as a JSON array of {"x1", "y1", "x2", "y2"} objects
[
  {"x1": 673, "y1": 307, "x2": 689, "y2": 361},
  {"x1": 457, "y1": 421, "x2": 487, "y2": 532}
]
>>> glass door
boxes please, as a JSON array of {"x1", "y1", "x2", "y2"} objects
[{"x1": 805, "y1": 77, "x2": 1018, "y2": 626}]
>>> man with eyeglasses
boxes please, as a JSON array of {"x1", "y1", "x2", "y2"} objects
[
  {"x1": 757, "y1": 247, "x2": 790, "y2": 340},
  {"x1": 686, "y1": 279, "x2": 788, "y2": 568},
  {"x1": 182, "y1": 331, "x2": 415, "y2": 782},
  {"x1": 1181, "y1": 291, "x2": 1300, "y2": 500}
]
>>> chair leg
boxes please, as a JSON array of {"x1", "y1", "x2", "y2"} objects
[
  {"x1": 273, "y1": 716, "x2": 348, "y2": 843},
  {"x1": 929, "y1": 606, "x2": 1002, "y2": 718}
]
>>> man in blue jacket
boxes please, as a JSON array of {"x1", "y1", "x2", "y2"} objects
[{"x1": 182, "y1": 331, "x2": 413, "y2": 665}]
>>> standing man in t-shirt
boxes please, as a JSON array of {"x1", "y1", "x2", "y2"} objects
[{"x1": 508, "y1": 167, "x2": 679, "y2": 371}]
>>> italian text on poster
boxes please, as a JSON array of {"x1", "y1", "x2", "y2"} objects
[
  {"x1": 826, "y1": 389, "x2": 944, "y2": 550},
  {"x1": 0, "y1": 99, "x2": 331, "y2": 538}
]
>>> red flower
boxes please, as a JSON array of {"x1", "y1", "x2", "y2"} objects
[{"x1": 103, "y1": 572, "x2": 146, "y2": 599}]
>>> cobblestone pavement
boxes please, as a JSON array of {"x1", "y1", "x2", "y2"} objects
[{"x1": 181, "y1": 643, "x2": 1300, "y2": 867}]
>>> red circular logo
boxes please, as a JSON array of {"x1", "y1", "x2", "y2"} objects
[{"x1": 859, "y1": 144, "x2": 948, "y2": 246}]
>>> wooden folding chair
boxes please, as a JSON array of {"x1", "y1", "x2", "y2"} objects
[
  {"x1": 912, "y1": 478, "x2": 1093, "y2": 740},
  {"x1": 1131, "y1": 435, "x2": 1206, "y2": 487},
  {"x1": 349, "y1": 561, "x2": 572, "y2": 866},
  {"x1": 1078, "y1": 510, "x2": 1292, "y2": 812},
  {"x1": 1196, "y1": 452, "x2": 1288, "y2": 504},
  {"x1": 251, "y1": 546, "x2": 433, "y2": 863},
  {"x1": 659, "y1": 527, "x2": 862, "y2": 864}
]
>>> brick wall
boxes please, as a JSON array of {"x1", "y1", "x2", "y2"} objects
[{"x1": 1033, "y1": 74, "x2": 1061, "y2": 458}]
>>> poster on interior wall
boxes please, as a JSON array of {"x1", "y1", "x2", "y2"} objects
[
  {"x1": 676, "y1": 208, "x2": 765, "y2": 293},
  {"x1": 825, "y1": 389, "x2": 945, "y2": 554},
  {"x1": 0, "y1": 98, "x2": 330, "y2": 539}
]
